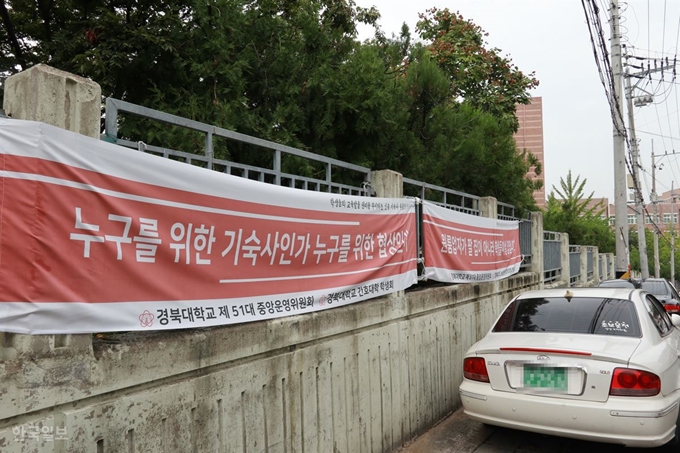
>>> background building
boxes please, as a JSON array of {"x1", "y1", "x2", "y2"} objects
[
  {"x1": 608, "y1": 189, "x2": 680, "y2": 234},
  {"x1": 515, "y1": 97, "x2": 546, "y2": 208}
]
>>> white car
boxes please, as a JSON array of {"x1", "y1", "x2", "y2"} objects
[{"x1": 459, "y1": 287, "x2": 680, "y2": 448}]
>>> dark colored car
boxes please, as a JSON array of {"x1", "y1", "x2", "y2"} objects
[
  {"x1": 597, "y1": 278, "x2": 642, "y2": 289},
  {"x1": 640, "y1": 278, "x2": 680, "y2": 314}
]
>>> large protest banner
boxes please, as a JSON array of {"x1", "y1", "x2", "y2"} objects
[
  {"x1": 0, "y1": 120, "x2": 418, "y2": 334},
  {"x1": 422, "y1": 200, "x2": 521, "y2": 283}
]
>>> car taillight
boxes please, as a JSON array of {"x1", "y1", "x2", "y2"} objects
[
  {"x1": 664, "y1": 304, "x2": 680, "y2": 313},
  {"x1": 463, "y1": 357, "x2": 489, "y2": 383},
  {"x1": 609, "y1": 368, "x2": 660, "y2": 396}
]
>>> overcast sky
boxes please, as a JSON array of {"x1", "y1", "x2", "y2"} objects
[{"x1": 353, "y1": 0, "x2": 680, "y2": 204}]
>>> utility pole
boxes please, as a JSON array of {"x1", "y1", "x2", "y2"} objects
[
  {"x1": 673, "y1": 182, "x2": 676, "y2": 284},
  {"x1": 625, "y1": 73, "x2": 649, "y2": 278},
  {"x1": 651, "y1": 144, "x2": 660, "y2": 277},
  {"x1": 611, "y1": 0, "x2": 629, "y2": 278}
]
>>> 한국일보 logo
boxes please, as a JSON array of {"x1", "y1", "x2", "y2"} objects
[{"x1": 139, "y1": 310, "x2": 154, "y2": 328}]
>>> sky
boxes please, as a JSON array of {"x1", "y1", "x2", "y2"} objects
[{"x1": 352, "y1": 0, "x2": 680, "y2": 204}]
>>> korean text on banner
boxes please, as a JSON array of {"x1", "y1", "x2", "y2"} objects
[
  {"x1": 422, "y1": 200, "x2": 521, "y2": 283},
  {"x1": 0, "y1": 120, "x2": 418, "y2": 334}
]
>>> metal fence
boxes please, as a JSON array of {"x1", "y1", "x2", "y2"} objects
[
  {"x1": 402, "y1": 177, "x2": 480, "y2": 216},
  {"x1": 598, "y1": 256, "x2": 603, "y2": 280},
  {"x1": 103, "y1": 98, "x2": 374, "y2": 196},
  {"x1": 569, "y1": 246, "x2": 581, "y2": 285},
  {"x1": 519, "y1": 218, "x2": 532, "y2": 270},
  {"x1": 543, "y1": 231, "x2": 562, "y2": 283}
]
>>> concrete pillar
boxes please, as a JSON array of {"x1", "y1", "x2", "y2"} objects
[
  {"x1": 529, "y1": 211, "x2": 544, "y2": 281},
  {"x1": 560, "y1": 233, "x2": 570, "y2": 287},
  {"x1": 370, "y1": 170, "x2": 403, "y2": 198},
  {"x1": 370, "y1": 169, "x2": 406, "y2": 306},
  {"x1": 479, "y1": 197, "x2": 497, "y2": 219},
  {"x1": 580, "y1": 246, "x2": 588, "y2": 286},
  {"x1": 2, "y1": 64, "x2": 99, "y2": 352},
  {"x1": 593, "y1": 247, "x2": 600, "y2": 283},
  {"x1": 3, "y1": 64, "x2": 101, "y2": 139}
]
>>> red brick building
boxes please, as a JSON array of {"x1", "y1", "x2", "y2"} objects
[
  {"x1": 605, "y1": 189, "x2": 680, "y2": 234},
  {"x1": 514, "y1": 97, "x2": 546, "y2": 208}
]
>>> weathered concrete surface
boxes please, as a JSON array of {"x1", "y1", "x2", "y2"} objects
[{"x1": 3, "y1": 64, "x2": 101, "y2": 138}]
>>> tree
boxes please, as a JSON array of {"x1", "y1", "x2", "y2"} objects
[
  {"x1": 415, "y1": 8, "x2": 539, "y2": 129},
  {"x1": 544, "y1": 171, "x2": 614, "y2": 253}
]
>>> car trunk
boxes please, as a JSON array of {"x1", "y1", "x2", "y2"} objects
[{"x1": 473, "y1": 332, "x2": 642, "y2": 402}]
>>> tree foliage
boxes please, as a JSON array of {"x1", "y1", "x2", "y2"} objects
[
  {"x1": 0, "y1": 1, "x2": 541, "y2": 213},
  {"x1": 544, "y1": 171, "x2": 615, "y2": 253},
  {"x1": 415, "y1": 8, "x2": 540, "y2": 129},
  {"x1": 628, "y1": 224, "x2": 680, "y2": 281}
]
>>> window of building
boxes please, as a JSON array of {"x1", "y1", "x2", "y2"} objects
[{"x1": 627, "y1": 214, "x2": 637, "y2": 224}]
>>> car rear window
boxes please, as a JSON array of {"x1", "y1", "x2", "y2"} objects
[
  {"x1": 641, "y1": 281, "x2": 670, "y2": 296},
  {"x1": 493, "y1": 297, "x2": 641, "y2": 337},
  {"x1": 598, "y1": 280, "x2": 636, "y2": 288}
]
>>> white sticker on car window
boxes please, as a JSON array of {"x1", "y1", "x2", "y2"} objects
[{"x1": 601, "y1": 320, "x2": 629, "y2": 332}]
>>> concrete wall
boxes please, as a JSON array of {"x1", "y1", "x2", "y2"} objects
[{"x1": 0, "y1": 273, "x2": 541, "y2": 452}]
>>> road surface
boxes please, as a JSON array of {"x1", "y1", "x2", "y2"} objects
[{"x1": 398, "y1": 408, "x2": 671, "y2": 453}]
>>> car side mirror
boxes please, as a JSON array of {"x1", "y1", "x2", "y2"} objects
[{"x1": 672, "y1": 314, "x2": 680, "y2": 328}]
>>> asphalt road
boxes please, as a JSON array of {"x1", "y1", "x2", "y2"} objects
[{"x1": 398, "y1": 408, "x2": 671, "y2": 453}]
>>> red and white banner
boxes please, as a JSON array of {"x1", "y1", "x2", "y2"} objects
[
  {"x1": 422, "y1": 200, "x2": 521, "y2": 283},
  {"x1": 0, "y1": 120, "x2": 417, "y2": 334}
]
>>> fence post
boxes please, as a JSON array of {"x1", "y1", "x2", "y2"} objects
[
  {"x1": 479, "y1": 197, "x2": 497, "y2": 219},
  {"x1": 560, "y1": 233, "x2": 570, "y2": 286},
  {"x1": 371, "y1": 170, "x2": 403, "y2": 198},
  {"x1": 592, "y1": 247, "x2": 600, "y2": 284},
  {"x1": 580, "y1": 247, "x2": 588, "y2": 286},
  {"x1": 1, "y1": 64, "x2": 100, "y2": 355},
  {"x1": 3, "y1": 64, "x2": 101, "y2": 139},
  {"x1": 530, "y1": 212, "x2": 544, "y2": 280},
  {"x1": 371, "y1": 169, "x2": 406, "y2": 307}
]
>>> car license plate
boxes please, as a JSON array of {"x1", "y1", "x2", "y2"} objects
[{"x1": 523, "y1": 364, "x2": 568, "y2": 392}]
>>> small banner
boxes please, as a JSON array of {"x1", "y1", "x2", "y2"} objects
[
  {"x1": 422, "y1": 200, "x2": 521, "y2": 283},
  {"x1": 0, "y1": 120, "x2": 418, "y2": 334}
]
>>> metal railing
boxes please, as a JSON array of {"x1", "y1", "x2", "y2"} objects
[
  {"x1": 543, "y1": 231, "x2": 562, "y2": 283},
  {"x1": 569, "y1": 246, "x2": 581, "y2": 285},
  {"x1": 403, "y1": 177, "x2": 480, "y2": 215},
  {"x1": 104, "y1": 98, "x2": 374, "y2": 196},
  {"x1": 598, "y1": 256, "x2": 604, "y2": 280},
  {"x1": 519, "y1": 218, "x2": 532, "y2": 270},
  {"x1": 497, "y1": 201, "x2": 516, "y2": 220}
]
